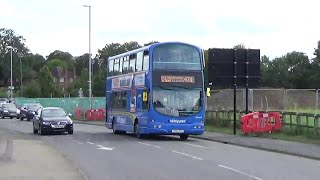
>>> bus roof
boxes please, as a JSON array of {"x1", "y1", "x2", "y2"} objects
[{"x1": 107, "y1": 41, "x2": 201, "y2": 61}]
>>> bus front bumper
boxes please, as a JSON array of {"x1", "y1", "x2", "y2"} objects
[{"x1": 141, "y1": 123, "x2": 204, "y2": 135}]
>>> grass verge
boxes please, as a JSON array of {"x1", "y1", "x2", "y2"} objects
[{"x1": 205, "y1": 124, "x2": 320, "y2": 145}]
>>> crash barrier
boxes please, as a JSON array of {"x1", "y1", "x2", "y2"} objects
[
  {"x1": 85, "y1": 109, "x2": 106, "y2": 121},
  {"x1": 241, "y1": 112, "x2": 282, "y2": 134}
]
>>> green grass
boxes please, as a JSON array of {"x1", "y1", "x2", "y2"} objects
[{"x1": 205, "y1": 124, "x2": 320, "y2": 145}]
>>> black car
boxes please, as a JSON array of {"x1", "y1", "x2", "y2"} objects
[
  {"x1": 20, "y1": 103, "x2": 43, "y2": 121},
  {"x1": 33, "y1": 107, "x2": 73, "y2": 135},
  {"x1": 0, "y1": 103, "x2": 19, "y2": 119}
]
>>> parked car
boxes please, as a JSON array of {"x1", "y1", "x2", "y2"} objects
[
  {"x1": 33, "y1": 107, "x2": 73, "y2": 135},
  {"x1": 20, "y1": 103, "x2": 43, "y2": 121},
  {"x1": 0, "y1": 103, "x2": 19, "y2": 119},
  {"x1": 0, "y1": 98, "x2": 8, "y2": 104}
]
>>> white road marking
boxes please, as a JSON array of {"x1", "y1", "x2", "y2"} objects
[
  {"x1": 138, "y1": 142, "x2": 161, "y2": 148},
  {"x1": 96, "y1": 144, "x2": 113, "y2": 151},
  {"x1": 183, "y1": 142, "x2": 207, "y2": 148},
  {"x1": 218, "y1": 165, "x2": 263, "y2": 180},
  {"x1": 87, "y1": 142, "x2": 95, "y2": 145},
  {"x1": 171, "y1": 150, "x2": 203, "y2": 160}
]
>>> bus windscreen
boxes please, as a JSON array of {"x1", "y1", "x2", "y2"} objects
[{"x1": 152, "y1": 44, "x2": 201, "y2": 70}]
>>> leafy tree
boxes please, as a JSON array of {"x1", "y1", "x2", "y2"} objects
[
  {"x1": 74, "y1": 54, "x2": 90, "y2": 76},
  {"x1": 233, "y1": 43, "x2": 246, "y2": 49},
  {"x1": 47, "y1": 58, "x2": 68, "y2": 72},
  {"x1": 0, "y1": 28, "x2": 30, "y2": 86},
  {"x1": 39, "y1": 65, "x2": 59, "y2": 97},
  {"x1": 24, "y1": 80, "x2": 42, "y2": 98},
  {"x1": 92, "y1": 69, "x2": 105, "y2": 97},
  {"x1": 144, "y1": 41, "x2": 159, "y2": 46}
]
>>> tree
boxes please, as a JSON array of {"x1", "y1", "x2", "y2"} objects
[
  {"x1": 144, "y1": 41, "x2": 159, "y2": 46},
  {"x1": 233, "y1": 43, "x2": 246, "y2": 49},
  {"x1": 74, "y1": 54, "x2": 89, "y2": 76},
  {"x1": 0, "y1": 28, "x2": 30, "y2": 86},
  {"x1": 92, "y1": 69, "x2": 105, "y2": 97},
  {"x1": 24, "y1": 80, "x2": 42, "y2": 98},
  {"x1": 47, "y1": 58, "x2": 68, "y2": 72},
  {"x1": 39, "y1": 65, "x2": 59, "y2": 97}
]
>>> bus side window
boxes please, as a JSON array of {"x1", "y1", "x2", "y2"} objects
[
  {"x1": 123, "y1": 56, "x2": 129, "y2": 74},
  {"x1": 119, "y1": 57, "x2": 123, "y2": 74},
  {"x1": 143, "y1": 50, "x2": 149, "y2": 71},
  {"x1": 136, "y1": 51, "x2": 143, "y2": 72},
  {"x1": 114, "y1": 58, "x2": 120, "y2": 75},
  {"x1": 129, "y1": 54, "x2": 136, "y2": 73},
  {"x1": 121, "y1": 91, "x2": 127, "y2": 109},
  {"x1": 108, "y1": 60, "x2": 114, "y2": 76}
]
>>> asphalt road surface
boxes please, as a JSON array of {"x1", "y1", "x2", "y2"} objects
[{"x1": 0, "y1": 118, "x2": 319, "y2": 180}]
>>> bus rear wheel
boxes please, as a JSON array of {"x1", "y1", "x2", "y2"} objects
[{"x1": 180, "y1": 134, "x2": 189, "y2": 140}]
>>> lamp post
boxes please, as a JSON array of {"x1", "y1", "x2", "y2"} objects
[
  {"x1": 7, "y1": 46, "x2": 13, "y2": 99},
  {"x1": 83, "y1": 4, "x2": 92, "y2": 109},
  {"x1": 18, "y1": 53, "x2": 23, "y2": 97}
]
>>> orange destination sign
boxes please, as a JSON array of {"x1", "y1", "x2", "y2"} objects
[{"x1": 161, "y1": 75, "x2": 195, "y2": 83}]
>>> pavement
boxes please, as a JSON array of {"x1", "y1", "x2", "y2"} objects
[
  {"x1": 0, "y1": 125, "x2": 86, "y2": 180},
  {"x1": 1, "y1": 118, "x2": 320, "y2": 180},
  {"x1": 73, "y1": 119, "x2": 320, "y2": 160}
]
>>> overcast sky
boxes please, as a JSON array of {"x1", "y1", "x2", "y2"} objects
[{"x1": 1, "y1": 0, "x2": 319, "y2": 59}]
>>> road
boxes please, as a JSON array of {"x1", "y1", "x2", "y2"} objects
[{"x1": 0, "y1": 118, "x2": 319, "y2": 180}]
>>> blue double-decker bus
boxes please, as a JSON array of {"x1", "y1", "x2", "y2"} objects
[{"x1": 105, "y1": 42, "x2": 205, "y2": 140}]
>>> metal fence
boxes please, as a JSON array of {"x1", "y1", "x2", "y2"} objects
[
  {"x1": 207, "y1": 89, "x2": 320, "y2": 113},
  {"x1": 205, "y1": 110, "x2": 320, "y2": 136}
]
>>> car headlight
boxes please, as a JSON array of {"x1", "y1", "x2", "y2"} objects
[
  {"x1": 3, "y1": 110, "x2": 8, "y2": 113},
  {"x1": 32, "y1": 112, "x2": 35, "y2": 115},
  {"x1": 67, "y1": 120, "x2": 73, "y2": 124},
  {"x1": 42, "y1": 121, "x2": 51, "y2": 125},
  {"x1": 16, "y1": 109, "x2": 20, "y2": 114}
]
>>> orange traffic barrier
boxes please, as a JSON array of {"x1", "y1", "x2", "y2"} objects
[
  {"x1": 241, "y1": 112, "x2": 260, "y2": 134},
  {"x1": 74, "y1": 108, "x2": 83, "y2": 119},
  {"x1": 241, "y1": 112, "x2": 282, "y2": 134},
  {"x1": 85, "y1": 109, "x2": 106, "y2": 121}
]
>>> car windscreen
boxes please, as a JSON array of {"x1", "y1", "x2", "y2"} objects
[
  {"x1": 3, "y1": 103, "x2": 16, "y2": 109},
  {"x1": 42, "y1": 109, "x2": 67, "y2": 117},
  {"x1": 28, "y1": 104, "x2": 42, "y2": 111}
]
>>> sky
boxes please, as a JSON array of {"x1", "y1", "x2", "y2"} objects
[{"x1": 1, "y1": 0, "x2": 319, "y2": 59}]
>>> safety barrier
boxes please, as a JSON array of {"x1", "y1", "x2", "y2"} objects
[
  {"x1": 241, "y1": 112, "x2": 282, "y2": 134},
  {"x1": 84, "y1": 109, "x2": 106, "y2": 121}
]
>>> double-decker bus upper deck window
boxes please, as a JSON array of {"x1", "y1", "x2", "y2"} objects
[
  {"x1": 143, "y1": 50, "x2": 149, "y2": 71},
  {"x1": 153, "y1": 43, "x2": 201, "y2": 70},
  {"x1": 119, "y1": 57, "x2": 123, "y2": 74},
  {"x1": 123, "y1": 56, "x2": 129, "y2": 74},
  {"x1": 114, "y1": 58, "x2": 120, "y2": 75},
  {"x1": 108, "y1": 59, "x2": 114, "y2": 76},
  {"x1": 136, "y1": 51, "x2": 143, "y2": 72},
  {"x1": 129, "y1": 54, "x2": 136, "y2": 73}
]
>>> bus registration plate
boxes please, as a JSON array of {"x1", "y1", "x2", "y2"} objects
[{"x1": 172, "y1": 130, "x2": 184, "y2": 133}]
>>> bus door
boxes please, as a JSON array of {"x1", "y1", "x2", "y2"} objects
[{"x1": 136, "y1": 88, "x2": 149, "y2": 112}]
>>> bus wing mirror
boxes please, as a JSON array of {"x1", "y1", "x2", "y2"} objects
[
  {"x1": 143, "y1": 92, "x2": 148, "y2": 102},
  {"x1": 206, "y1": 87, "x2": 211, "y2": 97}
]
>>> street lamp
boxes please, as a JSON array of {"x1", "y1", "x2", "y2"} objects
[
  {"x1": 83, "y1": 4, "x2": 92, "y2": 109},
  {"x1": 18, "y1": 53, "x2": 23, "y2": 97},
  {"x1": 7, "y1": 46, "x2": 13, "y2": 99}
]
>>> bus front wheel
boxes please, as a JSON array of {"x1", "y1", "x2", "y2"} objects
[{"x1": 180, "y1": 134, "x2": 189, "y2": 140}]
